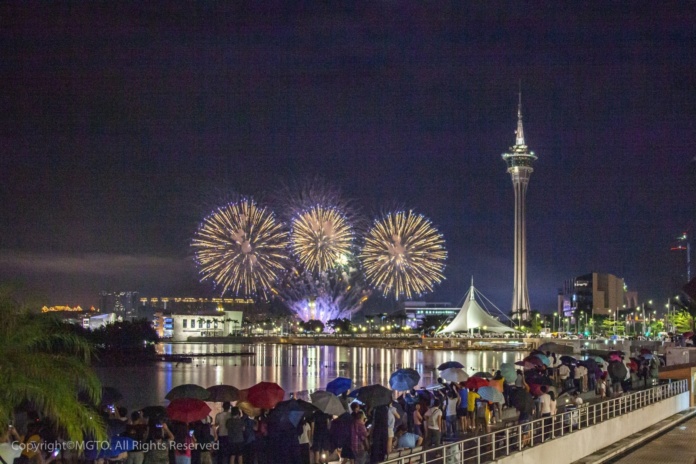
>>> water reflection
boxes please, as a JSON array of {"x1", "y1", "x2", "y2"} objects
[{"x1": 96, "y1": 343, "x2": 525, "y2": 409}]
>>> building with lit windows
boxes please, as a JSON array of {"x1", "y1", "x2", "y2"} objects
[
  {"x1": 558, "y1": 272, "x2": 627, "y2": 317},
  {"x1": 403, "y1": 301, "x2": 458, "y2": 327},
  {"x1": 169, "y1": 310, "x2": 243, "y2": 341},
  {"x1": 99, "y1": 291, "x2": 139, "y2": 315}
]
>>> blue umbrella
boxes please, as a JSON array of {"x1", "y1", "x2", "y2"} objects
[
  {"x1": 326, "y1": 377, "x2": 352, "y2": 395},
  {"x1": 642, "y1": 354, "x2": 654, "y2": 360},
  {"x1": 477, "y1": 386, "x2": 505, "y2": 404},
  {"x1": 389, "y1": 368, "x2": 420, "y2": 391},
  {"x1": 438, "y1": 361, "x2": 465, "y2": 370},
  {"x1": 533, "y1": 353, "x2": 551, "y2": 366}
]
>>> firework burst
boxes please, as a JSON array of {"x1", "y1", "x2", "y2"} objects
[
  {"x1": 192, "y1": 199, "x2": 288, "y2": 299},
  {"x1": 290, "y1": 206, "x2": 353, "y2": 273},
  {"x1": 360, "y1": 211, "x2": 446, "y2": 299}
]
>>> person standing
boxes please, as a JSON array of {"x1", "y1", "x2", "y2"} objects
[
  {"x1": 350, "y1": 411, "x2": 369, "y2": 464},
  {"x1": 538, "y1": 386, "x2": 552, "y2": 441},
  {"x1": 226, "y1": 407, "x2": 245, "y2": 464},
  {"x1": 214, "y1": 402, "x2": 232, "y2": 464},
  {"x1": 456, "y1": 384, "x2": 469, "y2": 434},
  {"x1": 466, "y1": 389, "x2": 480, "y2": 433},
  {"x1": 424, "y1": 399, "x2": 443, "y2": 447},
  {"x1": 311, "y1": 411, "x2": 331, "y2": 464},
  {"x1": 444, "y1": 390, "x2": 459, "y2": 438}
]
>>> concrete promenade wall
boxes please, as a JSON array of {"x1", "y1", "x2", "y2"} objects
[{"x1": 493, "y1": 391, "x2": 690, "y2": 464}]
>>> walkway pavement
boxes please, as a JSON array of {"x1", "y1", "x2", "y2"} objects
[{"x1": 571, "y1": 408, "x2": 696, "y2": 464}]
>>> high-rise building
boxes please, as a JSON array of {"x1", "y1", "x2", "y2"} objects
[
  {"x1": 559, "y1": 272, "x2": 627, "y2": 317},
  {"x1": 502, "y1": 93, "x2": 537, "y2": 321},
  {"x1": 99, "y1": 291, "x2": 139, "y2": 316}
]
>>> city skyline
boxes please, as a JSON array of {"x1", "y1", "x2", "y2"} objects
[{"x1": 2, "y1": 3, "x2": 695, "y2": 311}]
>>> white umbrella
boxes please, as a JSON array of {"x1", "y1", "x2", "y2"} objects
[{"x1": 440, "y1": 367, "x2": 469, "y2": 383}]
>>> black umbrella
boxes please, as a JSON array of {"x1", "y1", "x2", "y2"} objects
[
  {"x1": 608, "y1": 361, "x2": 628, "y2": 382},
  {"x1": 206, "y1": 385, "x2": 240, "y2": 402},
  {"x1": 349, "y1": 385, "x2": 393, "y2": 407},
  {"x1": 437, "y1": 361, "x2": 465, "y2": 371},
  {"x1": 141, "y1": 406, "x2": 168, "y2": 422},
  {"x1": 165, "y1": 384, "x2": 211, "y2": 401},
  {"x1": 472, "y1": 371, "x2": 493, "y2": 379},
  {"x1": 538, "y1": 342, "x2": 574, "y2": 354},
  {"x1": 560, "y1": 355, "x2": 577, "y2": 364}
]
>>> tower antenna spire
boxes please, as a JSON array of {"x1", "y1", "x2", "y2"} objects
[{"x1": 516, "y1": 82, "x2": 525, "y2": 146}]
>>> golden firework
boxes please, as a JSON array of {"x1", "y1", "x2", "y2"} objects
[{"x1": 290, "y1": 206, "x2": 353, "y2": 273}]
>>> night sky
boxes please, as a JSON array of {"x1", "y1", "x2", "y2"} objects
[{"x1": 2, "y1": 2, "x2": 695, "y2": 313}]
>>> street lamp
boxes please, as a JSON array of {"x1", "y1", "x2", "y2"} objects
[{"x1": 553, "y1": 312, "x2": 558, "y2": 332}]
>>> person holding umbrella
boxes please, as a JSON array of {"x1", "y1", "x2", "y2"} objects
[
  {"x1": 170, "y1": 421, "x2": 196, "y2": 464},
  {"x1": 423, "y1": 399, "x2": 443, "y2": 447},
  {"x1": 213, "y1": 402, "x2": 232, "y2": 464}
]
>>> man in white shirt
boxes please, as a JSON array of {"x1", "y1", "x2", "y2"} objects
[
  {"x1": 423, "y1": 399, "x2": 443, "y2": 447},
  {"x1": 538, "y1": 386, "x2": 552, "y2": 417},
  {"x1": 387, "y1": 404, "x2": 400, "y2": 454},
  {"x1": 214, "y1": 402, "x2": 232, "y2": 464},
  {"x1": 558, "y1": 364, "x2": 571, "y2": 390}
]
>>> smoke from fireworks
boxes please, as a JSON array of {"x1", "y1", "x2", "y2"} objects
[
  {"x1": 290, "y1": 206, "x2": 353, "y2": 273},
  {"x1": 360, "y1": 211, "x2": 446, "y2": 299},
  {"x1": 192, "y1": 199, "x2": 288, "y2": 299}
]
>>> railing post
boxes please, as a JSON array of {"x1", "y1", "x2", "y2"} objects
[
  {"x1": 505, "y1": 427, "x2": 510, "y2": 456},
  {"x1": 477, "y1": 436, "x2": 481, "y2": 464}
]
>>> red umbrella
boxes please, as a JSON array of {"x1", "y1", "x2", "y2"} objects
[
  {"x1": 247, "y1": 382, "x2": 285, "y2": 410},
  {"x1": 684, "y1": 332, "x2": 694, "y2": 338},
  {"x1": 465, "y1": 377, "x2": 489, "y2": 390},
  {"x1": 166, "y1": 398, "x2": 211, "y2": 423},
  {"x1": 528, "y1": 383, "x2": 544, "y2": 397}
]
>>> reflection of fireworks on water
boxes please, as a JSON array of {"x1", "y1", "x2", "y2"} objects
[
  {"x1": 290, "y1": 206, "x2": 353, "y2": 273},
  {"x1": 192, "y1": 199, "x2": 288, "y2": 299},
  {"x1": 360, "y1": 211, "x2": 446, "y2": 299}
]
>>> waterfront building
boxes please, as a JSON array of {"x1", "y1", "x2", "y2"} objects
[
  {"x1": 559, "y1": 272, "x2": 628, "y2": 317},
  {"x1": 403, "y1": 301, "x2": 457, "y2": 328},
  {"x1": 139, "y1": 296, "x2": 254, "y2": 313},
  {"x1": 168, "y1": 310, "x2": 243, "y2": 341},
  {"x1": 502, "y1": 93, "x2": 537, "y2": 321}
]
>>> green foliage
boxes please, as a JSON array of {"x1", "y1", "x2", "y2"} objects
[
  {"x1": 0, "y1": 292, "x2": 106, "y2": 442},
  {"x1": 420, "y1": 314, "x2": 449, "y2": 334},
  {"x1": 667, "y1": 310, "x2": 694, "y2": 333}
]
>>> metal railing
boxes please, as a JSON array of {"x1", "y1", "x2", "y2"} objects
[{"x1": 382, "y1": 380, "x2": 687, "y2": 464}]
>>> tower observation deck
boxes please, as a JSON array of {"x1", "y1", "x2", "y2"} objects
[{"x1": 502, "y1": 93, "x2": 537, "y2": 322}]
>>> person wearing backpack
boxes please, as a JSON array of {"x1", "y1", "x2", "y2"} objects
[
  {"x1": 225, "y1": 408, "x2": 245, "y2": 464},
  {"x1": 423, "y1": 399, "x2": 443, "y2": 447}
]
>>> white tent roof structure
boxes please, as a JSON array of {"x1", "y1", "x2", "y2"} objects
[{"x1": 438, "y1": 280, "x2": 517, "y2": 333}]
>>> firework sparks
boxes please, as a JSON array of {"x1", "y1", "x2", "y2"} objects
[
  {"x1": 290, "y1": 206, "x2": 353, "y2": 273},
  {"x1": 192, "y1": 199, "x2": 288, "y2": 299},
  {"x1": 360, "y1": 211, "x2": 446, "y2": 299}
]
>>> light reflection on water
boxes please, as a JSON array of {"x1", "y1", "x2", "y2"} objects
[{"x1": 96, "y1": 343, "x2": 525, "y2": 410}]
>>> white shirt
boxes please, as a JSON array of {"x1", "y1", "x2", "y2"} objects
[
  {"x1": 0, "y1": 442, "x2": 22, "y2": 464},
  {"x1": 214, "y1": 411, "x2": 231, "y2": 437},
  {"x1": 573, "y1": 396, "x2": 584, "y2": 406},
  {"x1": 425, "y1": 407, "x2": 442, "y2": 430},
  {"x1": 388, "y1": 405, "x2": 398, "y2": 431},
  {"x1": 558, "y1": 365, "x2": 570, "y2": 379},
  {"x1": 445, "y1": 397, "x2": 458, "y2": 416},
  {"x1": 539, "y1": 393, "x2": 552, "y2": 414},
  {"x1": 298, "y1": 423, "x2": 311, "y2": 444}
]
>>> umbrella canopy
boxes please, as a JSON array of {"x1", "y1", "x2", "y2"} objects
[
  {"x1": 247, "y1": 382, "x2": 285, "y2": 410},
  {"x1": 165, "y1": 384, "x2": 211, "y2": 401},
  {"x1": 589, "y1": 356, "x2": 606, "y2": 364},
  {"x1": 349, "y1": 384, "x2": 393, "y2": 407},
  {"x1": 440, "y1": 367, "x2": 469, "y2": 383},
  {"x1": 642, "y1": 353, "x2": 654, "y2": 360},
  {"x1": 472, "y1": 371, "x2": 493, "y2": 379},
  {"x1": 500, "y1": 363, "x2": 517, "y2": 383},
  {"x1": 141, "y1": 406, "x2": 167, "y2": 422},
  {"x1": 607, "y1": 361, "x2": 628, "y2": 381},
  {"x1": 206, "y1": 385, "x2": 240, "y2": 402},
  {"x1": 639, "y1": 348, "x2": 652, "y2": 355},
  {"x1": 684, "y1": 331, "x2": 694, "y2": 338},
  {"x1": 268, "y1": 399, "x2": 318, "y2": 430},
  {"x1": 311, "y1": 391, "x2": 347, "y2": 416},
  {"x1": 437, "y1": 361, "x2": 465, "y2": 371},
  {"x1": 389, "y1": 368, "x2": 421, "y2": 391},
  {"x1": 477, "y1": 386, "x2": 505, "y2": 404},
  {"x1": 560, "y1": 355, "x2": 577, "y2": 364},
  {"x1": 515, "y1": 360, "x2": 539, "y2": 370},
  {"x1": 465, "y1": 377, "x2": 489, "y2": 390},
  {"x1": 533, "y1": 353, "x2": 551, "y2": 366},
  {"x1": 326, "y1": 377, "x2": 352, "y2": 395},
  {"x1": 608, "y1": 354, "x2": 622, "y2": 362},
  {"x1": 166, "y1": 398, "x2": 211, "y2": 423}
]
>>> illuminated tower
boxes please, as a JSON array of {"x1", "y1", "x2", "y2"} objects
[{"x1": 502, "y1": 93, "x2": 537, "y2": 321}]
